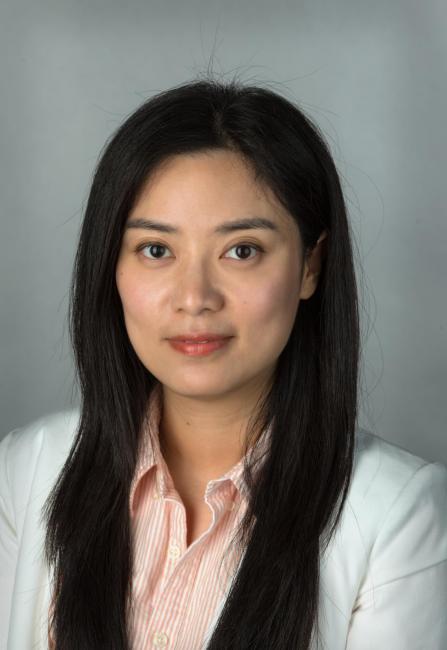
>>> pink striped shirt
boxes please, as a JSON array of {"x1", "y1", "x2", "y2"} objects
[
  {"x1": 49, "y1": 383, "x2": 271, "y2": 649},
  {"x1": 128, "y1": 382, "x2": 271, "y2": 649}
]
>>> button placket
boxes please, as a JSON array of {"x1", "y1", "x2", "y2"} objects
[{"x1": 168, "y1": 542, "x2": 181, "y2": 561}]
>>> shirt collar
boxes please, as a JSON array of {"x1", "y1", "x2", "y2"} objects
[{"x1": 129, "y1": 382, "x2": 272, "y2": 516}]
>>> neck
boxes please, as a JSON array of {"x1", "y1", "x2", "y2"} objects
[{"x1": 158, "y1": 374, "x2": 272, "y2": 480}]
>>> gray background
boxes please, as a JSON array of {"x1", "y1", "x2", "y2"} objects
[{"x1": 1, "y1": 0, "x2": 446, "y2": 465}]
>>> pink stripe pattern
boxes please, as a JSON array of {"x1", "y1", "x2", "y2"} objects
[{"x1": 128, "y1": 382, "x2": 271, "y2": 649}]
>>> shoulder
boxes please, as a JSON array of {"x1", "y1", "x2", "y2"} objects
[
  {"x1": 1, "y1": 407, "x2": 79, "y2": 451},
  {"x1": 0, "y1": 409, "x2": 80, "y2": 536},
  {"x1": 350, "y1": 427, "x2": 447, "y2": 522},
  {"x1": 350, "y1": 426, "x2": 446, "y2": 513},
  {"x1": 345, "y1": 426, "x2": 447, "y2": 582},
  {"x1": 318, "y1": 426, "x2": 447, "y2": 635},
  {"x1": 1, "y1": 408, "x2": 80, "y2": 473}
]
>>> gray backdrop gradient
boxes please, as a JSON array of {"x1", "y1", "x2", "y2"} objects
[{"x1": 1, "y1": 0, "x2": 446, "y2": 465}]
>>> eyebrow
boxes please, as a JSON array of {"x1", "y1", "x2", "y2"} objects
[{"x1": 124, "y1": 216, "x2": 280, "y2": 235}]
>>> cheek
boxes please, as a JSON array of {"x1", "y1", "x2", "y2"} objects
[
  {"x1": 115, "y1": 267, "x2": 158, "y2": 327},
  {"x1": 238, "y1": 269, "x2": 299, "y2": 364},
  {"x1": 241, "y1": 269, "x2": 300, "y2": 352}
]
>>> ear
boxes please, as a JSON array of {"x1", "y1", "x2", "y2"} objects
[{"x1": 299, "y1": 230, "x2": 328, "y2": 300}]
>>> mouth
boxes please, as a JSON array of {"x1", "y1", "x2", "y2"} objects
[
  {"x1": 167, "y1": 337, "x2": 233, "y2": 357},
  {"x1": 167, "y1": 333, "x2": 234, "y2": 343},
  {"x1": 169, "y1": 337, "x2": 230, "y2": 343}
]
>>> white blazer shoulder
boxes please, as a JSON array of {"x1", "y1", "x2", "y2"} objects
[{"x1": 1, "y1": 410, "x2": 446, "y2": 650}]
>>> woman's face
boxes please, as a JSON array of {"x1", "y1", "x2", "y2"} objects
[{"x1": 116, "y1": 149, "x2": 318, "y2": 399}]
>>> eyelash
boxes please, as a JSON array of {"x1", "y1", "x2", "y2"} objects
[{"x1": 134, "y1": 241, "x2": 265, "y2": 262}]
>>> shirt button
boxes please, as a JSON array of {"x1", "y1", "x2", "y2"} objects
[
  {"x1": 152, "y1": 631, "x2": 169, "y2": 647},
  {"x1": 168, "y1": 543, "x2": 181, "y2": 560}
]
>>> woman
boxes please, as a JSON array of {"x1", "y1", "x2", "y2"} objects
[{"x1": 1, "y1": 77, "x2": 446, "y2": 650}]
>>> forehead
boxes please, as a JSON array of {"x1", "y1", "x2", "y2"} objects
[{"x1": 128, "y1": 150, "x2": 295, "y2": 232}]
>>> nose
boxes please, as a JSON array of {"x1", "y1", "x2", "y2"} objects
[{"x1": 171, "y1": 265, "x2": 224, "y2": 314}]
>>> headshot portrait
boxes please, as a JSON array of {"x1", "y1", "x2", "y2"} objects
[{"x1": 1, "y1": 2, "x2": 446, "y2": 649}]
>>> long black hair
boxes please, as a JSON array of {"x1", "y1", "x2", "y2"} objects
[{"x1": 42, "y1": 75, "x2": 360, "y2": 649}]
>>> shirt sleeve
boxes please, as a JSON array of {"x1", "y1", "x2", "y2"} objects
[
  {"x1": 0, "y1": 432, "x2": 19, "y2": 650},
  {"x1": 346, "y1": 461, "x2": 447, "y2": 650}
]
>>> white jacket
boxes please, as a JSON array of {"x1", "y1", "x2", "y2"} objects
[{"x1": 1, "y1": 409, "x2": 446, "y2": 650}]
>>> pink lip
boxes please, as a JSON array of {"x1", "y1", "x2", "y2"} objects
[
  {"x1": 168, "y1": 338, "x2": 233, "y2": 357},
  {"x1": 167, "y1": 333, "x2": 233, "y2": 342}
]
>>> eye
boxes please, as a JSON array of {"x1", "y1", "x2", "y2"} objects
[
  {"x1": 225, "y1": 242, "x2": 264, "y2": 261},
  {"x1": 137, "y1": 242, "x2": 171, "y2": 260},
  {"x1": 135, "y1": 241, "x2": 264, "y2": 261}
]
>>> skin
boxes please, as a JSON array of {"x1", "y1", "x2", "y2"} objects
[{"x1": 116, "y1": 149, "x2": 327, "y2": 513}]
